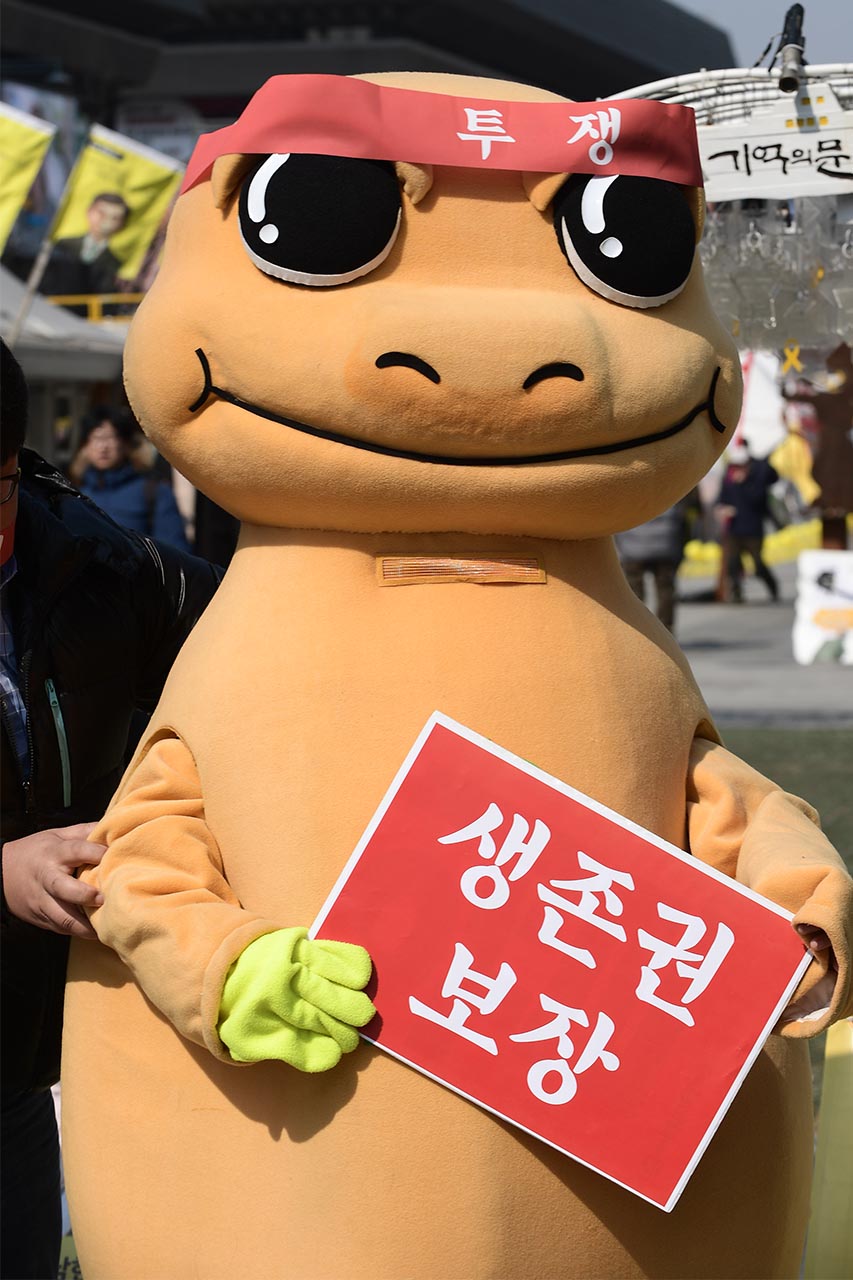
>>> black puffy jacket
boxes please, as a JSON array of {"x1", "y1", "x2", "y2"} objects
[{"x1": 1, "y1": 450, "x2": 222, "y2": 1093}]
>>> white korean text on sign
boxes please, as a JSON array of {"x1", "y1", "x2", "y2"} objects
[{"x1": 312, "y1": 713, "x2": 811, "y2": 1210}]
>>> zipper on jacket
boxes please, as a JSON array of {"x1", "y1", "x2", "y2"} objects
[
  {"x1": 0, "y1": 692, "x2": 32, "y2": 811},
  {"x1": 45, "y1": 677, "x2": 72, "y2": 807}
]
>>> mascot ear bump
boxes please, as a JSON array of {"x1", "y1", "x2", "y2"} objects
[
  {"x1": 523, "y1": 171, "x2": 569, "y2": 213},
  {"x1": 395, "y1": 161, "x2": 433, "y2": 206},
  {"x1": 523, "y1": 171, "x2": 705, "y2": 244},
  {"x1": 212, "y1": 154, "x2": 254, "y2": 210}
]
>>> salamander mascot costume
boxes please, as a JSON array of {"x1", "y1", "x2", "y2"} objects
[{"x1": 63, "y1": 73, "x2": 853, "y2": 1279}]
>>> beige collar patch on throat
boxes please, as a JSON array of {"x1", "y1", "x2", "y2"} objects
[{"x1": 376, "y1": 554, "x2": 546, "y2": 586}]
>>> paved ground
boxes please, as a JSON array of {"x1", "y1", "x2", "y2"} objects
[{"x1": 674, "y1": 561, "x2": 853, "y2": 730}]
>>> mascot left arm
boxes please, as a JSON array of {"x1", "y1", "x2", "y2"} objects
[
  {"x1": 85, "y1": 733, "x2": 375, "y2": 1071},
  {"x1": 687, "y1": 734, "x2": 852, "y2": 1033}
]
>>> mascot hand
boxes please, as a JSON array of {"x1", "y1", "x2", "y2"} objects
[{"x1": 217, "y1": 927, "x2": 376, "y2": 1071}]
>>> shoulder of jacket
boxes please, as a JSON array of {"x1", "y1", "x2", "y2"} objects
[{"x1": 20, "y1": 450, "x2": 151, "y2": 577}]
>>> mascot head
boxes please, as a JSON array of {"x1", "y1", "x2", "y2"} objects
[{"x1": 125, "y1": 72, "x2": 741, "y2": 539}]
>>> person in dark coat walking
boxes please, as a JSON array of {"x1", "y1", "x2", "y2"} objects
[
  {"x1": 72, "y1": 406, "x2": 191, "y2": 551},
  {"x1": 615, "y1": 490, "x2": 699, "y2": 633},
  {"x1": 0, "y1": 340, "x2": 221, "y2": 1279},
  {"x1": 715, "y1": 443, "x2": 780, "y2": 603}
]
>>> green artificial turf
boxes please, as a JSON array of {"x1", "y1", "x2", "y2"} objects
[
  {"x1": 722, "y1": 729, "x2": 852, "y2": 874},
  {"x1": 723, "y1": 728, "x2": 853, "y2": 1113}
]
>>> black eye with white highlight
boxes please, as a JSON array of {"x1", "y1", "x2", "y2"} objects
[
  {"x1": 238, "y1": 153, "x2": 401, "y2": 287},
  {"x1": 553, "y1": 173, "x2": 696, "y2": 308}
]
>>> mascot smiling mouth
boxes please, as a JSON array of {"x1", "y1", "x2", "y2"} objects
[{"x1": 190, "y1": 348, "x2": 728, "y2": 466}]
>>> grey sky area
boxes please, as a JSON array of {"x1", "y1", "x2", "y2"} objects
[{"x1": 671, "y1": 0, "x2": 851, "y2": 68}]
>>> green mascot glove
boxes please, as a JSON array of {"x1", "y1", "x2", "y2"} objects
[{"x1": 217, "y1": 927, "x2": 376, "y2": 1072}]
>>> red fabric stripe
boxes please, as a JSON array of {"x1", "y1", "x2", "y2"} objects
[{"x1": 180, "y1": 75, "x2": 702, "y2": 195}]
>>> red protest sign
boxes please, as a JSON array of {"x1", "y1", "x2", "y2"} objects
[{"x1": 311, "y1": 712, "x2": 811, "y2": 1211}]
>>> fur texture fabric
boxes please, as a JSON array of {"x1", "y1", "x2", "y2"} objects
[{"x1": 62, "y1": 73, "x2": 852, "y2": 1280}]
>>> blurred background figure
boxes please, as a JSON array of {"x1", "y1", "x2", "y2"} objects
[
  {"x1": 783, "y1": 342, "x2": 853, "y2": 551},
  {"x1": 70, "y1": 406, "x2": 190, "y2": 551},
  {"x1": 41, "y1": 192, "x2": 129, "y2": 298},
  {"x1": 615, "y1": 489, "x2": 700, "y2": 633},
  {"x1": 715, "y1": 443, "x2": 780, "y2": 603}
]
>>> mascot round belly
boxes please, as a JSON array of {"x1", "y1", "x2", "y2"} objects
[{"x1": 63, "y1": 72, "x2": 853, "y2": 1279}]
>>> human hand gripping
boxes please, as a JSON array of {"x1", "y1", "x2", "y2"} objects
[
  {"x1": 1, "y1": 823, "x2": 105, "y2": 938},
  {"x1": 218, "y1": 927, "x2": 376, "y2": 1072},
  {"x1": 780, "y1": 922, "x2": 837, "y2": 1025}
]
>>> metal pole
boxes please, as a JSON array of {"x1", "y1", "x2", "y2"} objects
[
  {"x1": 7, "y1": 234, "x2": 54, "y2": 349},
  {"x1": 778, "y1": 4, "x2": 806, "y2": 94}
]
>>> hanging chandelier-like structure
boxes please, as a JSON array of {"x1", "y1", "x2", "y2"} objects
[{"x1": 615, "y1": 53, "x2": 853, "y2": 353}]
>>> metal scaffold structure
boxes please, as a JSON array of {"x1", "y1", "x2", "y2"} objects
[{"x1": 614, "y1": 7, "x2": 853, "y2": 358}]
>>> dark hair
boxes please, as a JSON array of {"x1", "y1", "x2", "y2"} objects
[
  {"x1": 79, "y1": 405, "x2": 141, "y2": 447},
  {"x1": 90, "y1": 192, "x2": 130, "y2": 220},
  {"x1": 0, "y1": 339, "x2": 28, "y2": 463}
]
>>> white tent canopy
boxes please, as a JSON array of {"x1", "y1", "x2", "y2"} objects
[{"x1": 0, "y1": 265, "x2": 125, "y2": 382}]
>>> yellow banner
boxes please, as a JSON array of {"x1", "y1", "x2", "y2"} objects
[
  {"x1": 49, "y1": 124, "x2": 183, "y2": 289},
  {"x1": 0, "y1": 103, "x2": 56, "y2": 253}
]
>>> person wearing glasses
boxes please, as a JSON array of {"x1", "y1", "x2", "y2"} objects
[
  {"x1": 0, "y1": 339, "x2": 222, "y2": 1279},
  {"x1": 0, "y1": 462, "x2": 21, "y2": 562}
]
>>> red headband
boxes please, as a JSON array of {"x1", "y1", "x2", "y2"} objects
[{"x1": 180, "y1": 75, "x2": 702, "y2": 196}]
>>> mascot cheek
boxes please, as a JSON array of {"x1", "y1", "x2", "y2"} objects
[
  {"x1": 123, "y1": 312, "x2": 209, "y2": 447},
  {"x1": 713, "y1": 353, "x2": 744, "y2": 444}
]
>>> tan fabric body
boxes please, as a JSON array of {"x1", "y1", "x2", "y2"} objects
[
  {"x1": 60, "y1": 70, "x2": 853, "y2": 1280},
  {"x1": 63, "y1": 532, "x2": 850, "y2": 1279}
]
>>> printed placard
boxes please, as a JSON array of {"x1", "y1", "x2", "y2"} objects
[
  {"x1": 793, "y1": 549, "x2": 853, "y2": 666},
  {"x1": 699, "y1": 81, "x2": 853, "y2": 201},
  {"x1": 0, "y1": 102, "x2": 56, "y2": 253},
  {"x1": 312, "y1": 713, "x2": 811, "y2": 1211}
]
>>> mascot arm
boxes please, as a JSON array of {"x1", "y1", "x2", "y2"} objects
[
  {"x1": 687, "y1": 735, "x2": 853, "y2": 1037},
  {"x1": 85, "y1": 734, "x2": 375, "y2": 1070}
]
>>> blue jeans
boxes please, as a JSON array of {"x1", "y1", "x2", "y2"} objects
[{"x1": 1, "y1": 1089, "x2": 62, "y2": 1279}]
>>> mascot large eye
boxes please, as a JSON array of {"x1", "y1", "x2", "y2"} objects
[
  {"x1": 554, "y1": 174, "x2": 696, "y2": 308},
  {"x1": 238, "y1": 153, "x2": 401, "y2": 286}
]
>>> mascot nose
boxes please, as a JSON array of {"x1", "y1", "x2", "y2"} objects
[{"x1": 375, "y1": 353, "x2": 585, "y2": 391}]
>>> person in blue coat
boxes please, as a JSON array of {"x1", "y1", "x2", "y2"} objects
[{"x1": 74, "y1": 407, "x2": 190, "y2": 551}]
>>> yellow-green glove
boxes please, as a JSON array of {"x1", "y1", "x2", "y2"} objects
[{"x1": 217, "y1": 927, "x2": 376, "y2": 1072}]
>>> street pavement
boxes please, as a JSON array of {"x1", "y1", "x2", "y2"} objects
[{"x1": 673, "y1": 561, "x2": 853, "y2": 730}]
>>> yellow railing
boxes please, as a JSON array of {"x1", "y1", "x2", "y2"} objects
[{"x1": 45, "y1": 293, "x2": 145, "y2": 323}]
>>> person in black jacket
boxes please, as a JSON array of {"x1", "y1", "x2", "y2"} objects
[
  {"x1": 614, "y1": 488, "x2": 701, "y2": 634},
  {"x1": 0, "y1": 340, "x2": 222, "y2": 1279},
  {"x1": 715, "y1": 443, "x2": 780, "y2": 603}
]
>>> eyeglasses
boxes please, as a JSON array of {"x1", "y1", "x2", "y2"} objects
[{"x1": 0, "y1": 468, "x2": 21, "y2": 504}]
